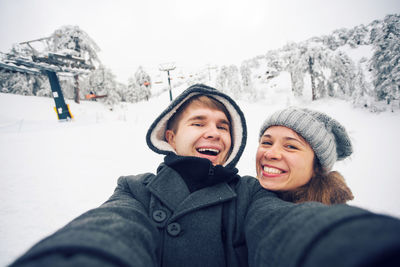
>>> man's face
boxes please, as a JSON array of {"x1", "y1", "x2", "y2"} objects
[{"x1": 165, "y1": 104, "x2": 232, "y2": 166}]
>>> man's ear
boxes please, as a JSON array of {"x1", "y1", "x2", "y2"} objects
[{"x1": 165, "y1": 130, "x2": 176, "y2": 149}]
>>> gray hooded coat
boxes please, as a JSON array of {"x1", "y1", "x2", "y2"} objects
[{"x1": 11, "y1": 84, "x2": 400, "y2": 267}]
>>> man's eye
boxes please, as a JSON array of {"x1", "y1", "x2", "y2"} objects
[
  {"x1": 218, "y1": 125, "x2": 229, "y2": 131},
  {"x1": 262, "y1": 141, "x2": 272, "y2": 146},
  {"x1": 192, "y1": 123, "x2": 202, "y2": 127}
]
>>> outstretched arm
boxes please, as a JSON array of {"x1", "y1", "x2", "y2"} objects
[
  {"x1": 245, "y1": 187, "x2": 400, "y2": 267},
  {"x1": 11, "y1": 176, "x2": 160, "y2": 267}
]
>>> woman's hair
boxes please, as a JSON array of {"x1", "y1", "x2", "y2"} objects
[{"x1": 276, "y1": 159, "x2": 354, "y2": 205}]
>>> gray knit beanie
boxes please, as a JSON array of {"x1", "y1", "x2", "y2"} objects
[{"x1": 259, "y1": 107, "x2": 352, "y2": 170}]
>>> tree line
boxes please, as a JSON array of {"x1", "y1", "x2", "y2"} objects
[
  {"x1": 217, "y1": 13, "x2": 400, "y2": 112},
  {"x1": 1, "y1": 14, "x2": 399, "y2": 112}
]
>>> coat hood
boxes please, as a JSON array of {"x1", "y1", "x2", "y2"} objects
[{"x1": 146, "y1": 84, "x2": 247, "y2": 169}]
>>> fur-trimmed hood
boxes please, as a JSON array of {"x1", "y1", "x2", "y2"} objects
[{"x1": 146, "y1": 84, "x2": 247, "y2": 169}]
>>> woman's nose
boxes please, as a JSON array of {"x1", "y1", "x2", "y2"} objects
[{"x1": 264, "y1": 146, "x2": 282, "y2": 160}]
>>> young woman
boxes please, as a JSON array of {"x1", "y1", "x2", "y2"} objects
[{"x1": 256, "y1": 107, "x2": 354, "y2": 205}]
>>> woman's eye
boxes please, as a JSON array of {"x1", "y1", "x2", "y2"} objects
[
  {"x1": 218, "y1": 126, "x2": 229, "y2": 131},
  {"x1": 262, "y1": 141, "x2": 272, "y2": 146},
  {"x1": 286, "y1": 144, "x2": 298, "y2": 150},
  {"x1": 192, "y1": 123, "x2": 202, "y2": 127}
]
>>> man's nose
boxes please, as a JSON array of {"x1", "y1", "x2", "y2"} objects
[{"x1": 204, "y1": 124, "x2": 220, "y2": 139}]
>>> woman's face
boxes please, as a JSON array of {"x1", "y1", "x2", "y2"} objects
[{"x1": 256, "y1": 126, "x2": 315, "y2": 191}]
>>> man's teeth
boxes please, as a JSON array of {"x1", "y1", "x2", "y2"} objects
[
  {"x1": 197, "y1": 148, "x2": 220, "y2": 155},
  {"x1": 263, "y1": 166, "x2": 282, "y2": 174}
]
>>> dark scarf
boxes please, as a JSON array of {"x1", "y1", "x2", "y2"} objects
[{"x1": 164, "y1": 153, "x2": 239, "y2": 193}]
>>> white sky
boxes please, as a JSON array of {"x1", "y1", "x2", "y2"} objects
[{"x1": 1, "y1": 0, "x2": 399, "y2": 83}]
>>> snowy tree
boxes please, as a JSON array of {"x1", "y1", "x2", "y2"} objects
[
  {"x1": 281, "y1": 42, "x2": 306, "y2": 97},
  {"x1": 83, "y1": 65, "x2": 120, "y2": 107},
  {"x1": 134, "y1": 66, "x2": 152, "y2": 101},
  {"x1": 240, "y1": 63, "x2": 252, "y2": 87},
  {"x1": 281, "y1": 42, "x2": 331, "y2": 100},
  {"x1": 240, "y1": 63, "x2": 257, "y2": 101},
  {"x1": 216, "y1": 65, "x2": 242, "y2": 99},
  {"x1": 123, "y1": 66, "x2": 152, "y2": 103},
  {"x1": 34, "y1": 76, "x2": 52, "y2": 97},
  {"x1": 370, "y1": 14, "x2": 400, "y2": 105},
  {"x1": 347, "y1": 24, "x2": 369, "y2": 47},
  {"x1": 321, "y1": 34, "x2": 341, "y2": 51},
  {"x1": 50, "y1": 25, "x2": 100, "y2": 103},
  {"x1": 368, "y1": 19, "x2": 382, "y2": 44},
  {"x1": 265, "y1": 50, "x2": 284, "y2": 72},
  {"x1": 332, "y1": 28, "x2": 350, "y2": 48},
  {"x1": 9, "y1": 43, "x2": 35, "y2": 58},
  {"x1": 112, "y1": 82, "x2": 127, "y2": 102},
  {"x1": 216, "y1": 66, "x2": 229, "y2": 94},
  {"x1": 50, "y1": 25, "x2": 100, "y2": 65},
  {"x1": 0, "y1": 70, "x2": 33, "y2": 95},
  {"x1": 31, "y1": 75, "x2": 50, "y2": 96},
  {"x1": 327, "y1": 50, "x2": 356, "y2": 98},
  {"x1": 305, "y1": 45, "x2": 331, "y2": 100},
  {"x1": 352, "y1": 62, "x2": 374, "y2": 109},
  {"x1": 0, "y1": 68, "x2": 51, "y2": 97},
  {"x1": 126, "y1": 77, "x2": 140, "y2": 103}
]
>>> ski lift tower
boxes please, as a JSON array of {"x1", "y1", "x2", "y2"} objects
[
  {"x1": 0, "y1": 37, "x2": 94, "y2": 121},
  {"x1": 159, "y1": 62, "x2": 176, "y2": 101}
]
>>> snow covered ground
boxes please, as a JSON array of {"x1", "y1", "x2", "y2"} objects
[{"x1": 1, "y1": 84, "x2": 400, "y2": 266}]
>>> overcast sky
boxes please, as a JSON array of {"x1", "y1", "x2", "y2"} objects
[{"x1": 1, "y1": 0, "x2": 399, "y2": 83}]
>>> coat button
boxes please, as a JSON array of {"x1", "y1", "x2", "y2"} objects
[
  {"x1": 167, "y1": 222, "x2": 181, "y2": 236},
  {"x1": 152, "y1": 210, "x2": 167, "y2": 222}
]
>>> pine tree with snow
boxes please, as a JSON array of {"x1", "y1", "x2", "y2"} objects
[
  {"x1": 240, "y1": 64, "x2": 251, "y2": 87},
  {"x1": 265, "y1": 50, "x2": 284, "y2": 73},
  {"x1": 216, "y1": 65, "x2": 242, "y2": 99},
  {"x1": 126, "y1": 76, "x2": 140, "y2": 103},
  {"x1": 305, "y1": 44, "x2": 331, "y2": 100},
  {"x1": 241, "y1": 62, "x2": 260, "y2": 101},
  {"x1": 228, "y1": 65, "x2": 242, "y2": 99},
  {"x1": 327, "y1": 50, "x2": 356, "y2": 98},
  {"x1": 215, "y1": 66, "x2": 229, "y2": 95},
  {"x1": 0, "y1": 71, "x2": 33, "y2": 95},
  {"x1": 352, "y1": 62, "x2": 374, "y2": 109},
  {"x1": 134, "y1": 66, "x2": 152, "y2": 101},
  {"x1": 50, "y1": 25, "x2": 100, "y2": 65},
  {"x1": 370, "y1": 14, "x2": 400, "y2": 106},
  {"x1": 83, "y1": 65, "x2": 120, "y2": 107},
  {"x1": 50, "y1": 25, "x2": 101, "y2": 103},
  {"x1": 281, "y1": 42, "x2": 305, "y2": 97},
  {"x1": 348, "y1": 24, "x2": 370, "y2": 47},
  {"x1": 331, "y1": 28, "x2": 350, "y2": 48},
  {"x1": 282, "y1": 42, "x2": 331, "y2": 100},
  {"x1": 31, "y1": 75, "x2": 50, "y2": 96}
]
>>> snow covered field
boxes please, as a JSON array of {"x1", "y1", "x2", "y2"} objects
[{"x1": 1, "y1": 85, "x2": 400, "y2": 265}]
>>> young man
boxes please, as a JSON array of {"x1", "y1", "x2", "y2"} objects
[{"x1": 11, "y1": 84, "x2": 400, "y2": 267}]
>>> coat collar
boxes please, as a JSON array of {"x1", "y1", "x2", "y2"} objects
[{"x1": 146, "y1": 165, "x2": 237, "y2": 220}]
